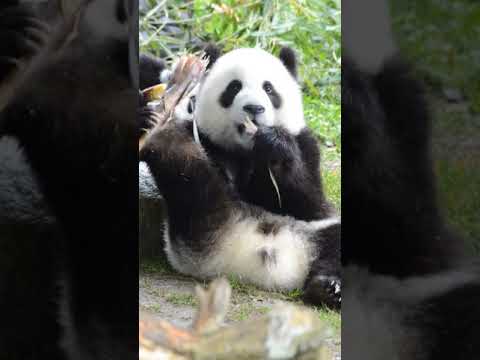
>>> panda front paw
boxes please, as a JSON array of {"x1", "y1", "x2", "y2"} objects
[
  {"x1": 0, "y1": 6, "x2": 51, "y2": 82},
  {"x1": 254, "y1": 126, "x2": 299, "y2": 169},
  {"x1": 302, "y1": 275, "x2": 341, "y2": 310},
  {"x1": 138, "y1": 105, "x2": 165, "y2": 137}
]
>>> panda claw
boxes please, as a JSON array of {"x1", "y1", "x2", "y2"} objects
[
  {"x1": 138, "y1": 107, "x2": 166, "y2": 133},
  {"x1": 302, "y1": 275, "x2": 341, "y2": 309},
  {"x1": 24, "y1": 25, "x2": 50, "y2": 46}
]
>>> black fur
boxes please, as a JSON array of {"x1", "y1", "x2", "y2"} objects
[
  {"x1": 303, "y1": 222, "x2": 341, "y2": 308},
  {"x1": 198, "y1": 125, "x2": 334, "y2": 221},
  {"x1": 416, "y1": 276, "x2": 480, "y2": 359},
  {"x1": 140, "y1": 122, "x2": 233, "y2": 253},
  {"x1": 342, "y1": 52, "x2": 479, "y2": 358},
  {"x1": 203, "y1": 42, "x2": 222, "y2": 69},
  {"x1": 279, "y1": 46, "x2": 297, "y2": 79},
  {"x1": 342, "y1": 56, "x2": 465, "y2": 277},
  {"x1": 219, "y1": 79, "x2": 242, "y2": 108},
  {"x1": 251, "y1": 126, "x2": 334, "y2": 219},
  {"x1": 139, "y1": 53, "x2": 167, "y2": 89},
  {"x1": 0, "y1": 3, "x2": 137, "y2": 359},
  {"x1": 115, "y1": 0, "x2": 128, "y2": 24},
  {"x1": 0, "y1": 225, "x2": 66, "y2": 360},
  {"x1": 0, "y1": 4, "x2": 49, "y2": 84}
]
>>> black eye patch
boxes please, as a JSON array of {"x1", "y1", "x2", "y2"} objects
[
  {"x1": 219, "y1": 80, "x2": 242, "y2": 108},
  {"x1": 263, "y1": 81, "x2": 282, "y2": 109}
]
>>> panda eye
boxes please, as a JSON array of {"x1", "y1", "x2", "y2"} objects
[
  {"x1": 263, "y1": 81, "x2": 273, "y2": 94},
  {"x1": 231, "y1": 80, "x2": 242, "y2": 92},
  {"x1": 187, "y1": 96, "x2": 196, "y2": 114}
]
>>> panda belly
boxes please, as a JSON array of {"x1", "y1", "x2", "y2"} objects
[
  {"x1": 164, "y1": 205, "x2": 339, "y2": 291},
  {"x1": 0, "y1": 135, "x2": 54, "y2": 224}
]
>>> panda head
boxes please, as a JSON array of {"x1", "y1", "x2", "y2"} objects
[{"x1": 195, "y1": 47, "x2": 305, "y2": 150}]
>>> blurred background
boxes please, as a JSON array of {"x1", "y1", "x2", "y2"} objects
[{"x1": 391, "y1": 0, "x2": 480, "y2": 254}]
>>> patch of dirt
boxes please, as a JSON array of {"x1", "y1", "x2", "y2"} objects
[{"x1": 140, "y1": 275, "x2": 197, "y2": 328}]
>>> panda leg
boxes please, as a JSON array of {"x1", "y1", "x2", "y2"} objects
[{"x1": 302, "y1": 222, "x2": 341, "y2": 308}]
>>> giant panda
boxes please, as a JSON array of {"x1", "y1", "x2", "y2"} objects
[
  {"x1": 0, "y1": 1, "x2": 138, "y2": 359},
  {"x1": 342, "y1": 0, "x2": 480, "y2": 359},
  {"x1": 140, "y1": 46, "x2": 341, "y2": 308}
]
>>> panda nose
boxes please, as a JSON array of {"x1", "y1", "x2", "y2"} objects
[{"x1": 243, "y1": 104, "x2": 265, "y2": 116}]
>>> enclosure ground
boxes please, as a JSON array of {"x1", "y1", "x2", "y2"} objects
[{"x1": 139, "y1": 263, "x2": 341, "y2": 359}]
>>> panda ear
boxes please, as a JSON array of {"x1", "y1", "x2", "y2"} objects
[
  {"x1": 279, "y1": 47, "x2": 297, "y2": 79},
  {"x1": 203, "y1": 43, "x2": 222, "y2": 70}
]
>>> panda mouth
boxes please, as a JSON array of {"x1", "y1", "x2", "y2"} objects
[{"x1": 237, "y1": 115, "x2": 258, "y2": 137}]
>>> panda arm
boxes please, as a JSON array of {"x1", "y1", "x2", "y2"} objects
[
  {"x1": 140, "y1": 121, "x2": 233, "y2": 249},
  {"x1": 342, "y1": 56, "x2": 466, "y2": 275},
  {"x1": 0, "y1": 5, "x2": 47, "y2": 85},
  {"x1": 251, "y1": 125, "x2": 333, "y2": 220},
  {"x1": 137, "y1": 95, "x2": 165, "y2": 139}
]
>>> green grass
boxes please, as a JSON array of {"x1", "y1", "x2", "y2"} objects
[
  {"x1": 392, "y1": 0, "x2": 480, "y2": 254},
  {"x1": 165, "y1": 293, "x2": 198, "y2": 306},
  {"x1": 231, "y1": 303, "x2": 257, "y2": 321},
  {"x1": 140, "y1": 256, "x2": 173, "y2": 275},
  {"x1": 314, "y1": 306, "x2": 341, "y2": 334},
  {"x1": 436, "y1": 158, "x2": 480, "y2": 254},
  {"x1": 391, "y1": 0, "x2": 480, "y2": 112}
]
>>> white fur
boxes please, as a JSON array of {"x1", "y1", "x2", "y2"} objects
[
  {"x1": 195, "y1": 48, "x2": 305, "y2": 150},
  {"x1": 159, "y1": 69, "x2": 172, "y2": 84},
  {"x1": 0, "y1": 135, "x2": 53, "y2": 224},
  {"x1": 343, "y1": 265, "x2": 479, "y2": 360},
  {"x1": 164, "y1": 209, "x2": 339, "y2": 291},
  {"x1": 343, "y1": 0, "x2": 397, "y2": 74},
  {"x1": 173, "y1": 83, "x2": 199, "y2": 124},
  {"x1": 138, "y1": 161, "x2": 162, "y2": 200}
]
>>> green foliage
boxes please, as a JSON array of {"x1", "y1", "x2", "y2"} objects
[
  {"x1": 165, "y1": 293, "x2": 198, "y2": 306},
  {"x1": 140, "y1": 257, "x2": 174, "y2": 275},
  {"x1": 436, "y1": 158, "x2": 480, "y2": 254},
  {"x1": 391, "y1": 0, "x2": 480, "y2": 112},
  {"x1": 392, "y1": 0, "x2": 480, "y2": 252},
  {"x1": 314, "y1": 306, "x2": 341, "y2": 334}
]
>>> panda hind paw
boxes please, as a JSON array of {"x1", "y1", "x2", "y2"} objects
[{"x1": 302, "y1": 275, "x2": 341, "y2": 310}]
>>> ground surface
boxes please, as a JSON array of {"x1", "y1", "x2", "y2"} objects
[{"x1": 139, "y1": 266, "x2": 341, "y2": 359}]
